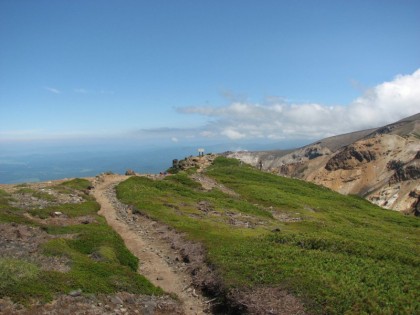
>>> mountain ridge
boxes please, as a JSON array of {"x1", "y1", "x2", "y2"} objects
[{"x1": 227, "y1": 113, "x2": 420, "y2": 214}]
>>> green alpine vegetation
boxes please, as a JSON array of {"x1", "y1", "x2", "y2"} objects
[
  {"x1": 117, "y1": 157, "x2": 420, "y2": 314},
  {"x1": 0, "y1": 179, "x2": 162, "y2": 304}
]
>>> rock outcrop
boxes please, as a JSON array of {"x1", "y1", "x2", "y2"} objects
[
  {"x1": 170, "y1": 154, "x2": 218, "y2": 173},
  {"x1": 325, "y1": 145, "x2": 376, "y2": 171},
  {"x1": 389, "y1": 163, "x2": 420, "y2": 184},
  {"x1": 409, "y1": 190, "x2": 420, "y2": 216}
]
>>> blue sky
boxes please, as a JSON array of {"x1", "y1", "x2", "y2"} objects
[{"x1": 1, "y1": 0, "x2": 419, "y2": 147}]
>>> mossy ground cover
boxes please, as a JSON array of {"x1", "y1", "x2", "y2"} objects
[
  {"x1": 0, "y1": 179, "x2": 162, "y2": 304},
  {"x1": 0, "y1": 189, "x2": 33, "y2": 225},
  {"x1": 117, "y1": 157, "x2": 419, "y2": 314},
  {"x1": 29, "y1": 200, "x2": 100, "y2": 219}
]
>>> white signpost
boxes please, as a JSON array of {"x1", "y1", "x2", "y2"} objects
[{"x1": 198, "y1": 148, "x2": 205, "y2": 157}]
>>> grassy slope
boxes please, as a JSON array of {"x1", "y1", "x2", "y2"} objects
[
  {"x1": 117, "y1": 157, "x2": 419, "y2": 315},
  {"x1": 0, "y1": 179, "x2": 162, "y2": 304}
]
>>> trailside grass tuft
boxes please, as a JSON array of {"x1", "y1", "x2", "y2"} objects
[
  {"x1": 0, "y1": 258, "x2": 40, "y2": 292},
  {"x1": 58, "y1": 178, "x2": 93, "y2": 191},
  {"x1": 116, "y1": 157, "x2": 420, "y2": 314}
]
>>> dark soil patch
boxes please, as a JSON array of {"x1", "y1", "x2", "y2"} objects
[
  {"x1": 24, "y1": 213, "x2": 97, "y2": 226},
  {"x1": 0, "y1": 292, "x2": 182, "y2": 315}
]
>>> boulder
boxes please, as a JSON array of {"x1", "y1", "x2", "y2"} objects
[
  {"x1": 125, "y1": 169, "x2": 136, "y2": 176},
  {"x1": 69, "y1": 289, "x2": 82, "y2": 297}
]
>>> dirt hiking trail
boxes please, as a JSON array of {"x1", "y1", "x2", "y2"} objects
[{"x1": 93, "y1": 175, "x2": 208, "y2": 315}]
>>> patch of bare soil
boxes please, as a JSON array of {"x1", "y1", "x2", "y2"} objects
[
  {"x1": 193, "y1": 201, "x2": 265, "y2": 229},
  {"x1": 23, "y1": 213, "x2": 97, "y2": 226},
  {"x1": 9, "y1": 191, "x2": 84, "y2": 210},
  {"x1": 0, "y1": 223, "x2": 71, "y2": 272},
  {"x1": 1, "y1": 180, "x2": 89, "y2": 212},
  {"x1": 0, "y1": 180, "x2": 68, "y2": 194},
  {"x1": 0, "y1": 292, "x2": 182, "y2": 315},
  {"x1": 270, "y1": 211, "x2": 303, "y2": 223},
  {"x1": 190, "y1": 174, "x2": 238, "y2": 197},
  {"x1": 229, "y1": 287, "x2": 306, "y2": 315}
]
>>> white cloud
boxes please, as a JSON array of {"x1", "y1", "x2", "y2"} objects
[
  {"x1": 74, "y1": 88, "x2": 115, "y2": 95},
  {"x1": 171, "y1": 137, "x2": 179, "y2": 142},
  {"x1": 44, "y1": 86, "x2": 61, "y2": 94},
  {"x1": 221, "y1": 128, "x2": 246, "y2": 140},
  {"x1": 74, "y1": 88, "x2": 89, "y2": 94},
  {"x1": 0, "y1": 129, "x2": 41, "y2": 138},
  {"x1": 99, "y1": 89, "x2": 115, "y2": 95},
  {"x1": 348, "y1": 70, "x2": 420, "y2": 127},
  {"x1": 0, "y1": 129, "x2": 106, "y2": 142},
  {"x1": 178, "y1": 69, "x2": 420, "y2": 140}
]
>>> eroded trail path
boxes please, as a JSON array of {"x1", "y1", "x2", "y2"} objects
[{"x1": 93, "y1": 175, "x2": 207, "y2": 315}]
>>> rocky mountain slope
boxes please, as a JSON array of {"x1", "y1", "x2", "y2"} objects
[{"x1": 227, "y1": 113, "x2": 420, "y2": 215}]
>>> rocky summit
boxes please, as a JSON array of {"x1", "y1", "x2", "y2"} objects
[{"x1": 227, "y1": 113, "x2": 420, "y2": 215}]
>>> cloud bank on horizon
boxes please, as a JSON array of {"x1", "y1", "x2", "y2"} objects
[
  {"x1": 2, "y1": 69, "x2": 419, "y2": 144},
  {"x1": 178, "y1": 68, "x2": 420, "y2": 141}
]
